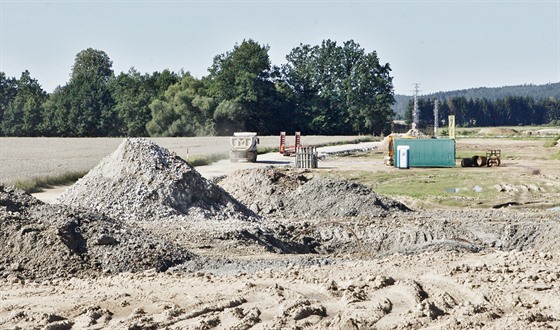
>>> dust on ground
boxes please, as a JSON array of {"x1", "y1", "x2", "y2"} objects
[{"x1": 1, "y1": 137, "x2": 559, "y2": 329}]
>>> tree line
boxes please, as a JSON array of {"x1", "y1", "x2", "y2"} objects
[
  {"x1": 0, "y1": 39, "x2": 395, "y2": 137},
  {"x1": 404, "y1": 96, "x2": 560, "y2": 128},
  {"x1": 393, "y1": 83, "x2": 560, "y2": 120}
]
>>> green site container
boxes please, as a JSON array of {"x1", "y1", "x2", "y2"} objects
[{"x1": 393, "y1": 138, "x2": 455, "y2": 167}]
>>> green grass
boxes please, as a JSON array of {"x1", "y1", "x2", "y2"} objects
[
  {"x1": 543, "y1": 135, "x2": 560, "y2": 160},
  {"x1": 258, "y1": 146, "x2": 279, "y2": 154},
  {"x1": 14, "y1": 171, "x2": 88, "y2": 194},
  {"x1": 187, "y1": 153, "x2": 228, "y2": 166},
  {"x1": 543, "y1": 135, "x2": 560, "y2": 148},
  {"x1": 325, "y1": 167, "x2": 549, "y2": 209}
]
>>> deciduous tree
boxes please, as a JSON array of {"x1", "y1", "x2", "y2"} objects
[{"x1": 1, "y1": 70, "x2": 47, "y2": 136}]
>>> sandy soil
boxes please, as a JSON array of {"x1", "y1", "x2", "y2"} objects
[
  {"x1": 1, "y1": 250, "x2": 558, "y2": 329},
  {"x1": 1, "y1": 136, "x2": 559, "y2": 329}
]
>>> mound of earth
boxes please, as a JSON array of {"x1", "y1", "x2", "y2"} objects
[
  {"x1": 55, "y1": 139, "x2": 313, "y2": 255},
  {"x1": 0, "y1": 186, "x2": 194, "y2": 279},
  {"x1": 57, "y1": 138, "x2": 257, "y2": 223},
  {"x1": 478, "y1": 127, "x2": 518, "y2": 136},
  {"x1": 218, "y1": 167, "x2": 410, "y2": 220}
]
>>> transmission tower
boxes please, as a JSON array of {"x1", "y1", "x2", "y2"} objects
[
  {"x1": 412, "y1": 83, "x2": 421, "y2": 128},
  {"x1": 433, "y1": 99, "x2": 439, "y2": 137}
]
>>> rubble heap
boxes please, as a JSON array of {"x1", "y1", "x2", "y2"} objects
[
  {"x1": 57, "y1": 138, "x2": 258, "y2": 223},
  {"x1": 219, "y1": 167, "x2": 410, "y2": 220}
]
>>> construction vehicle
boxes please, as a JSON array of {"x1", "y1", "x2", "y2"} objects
[
  {"x1": 385, "y1": 134, "x2": 395, "y2": 166},
  {"x1": 230, "y1": 132, "x2": 259, "y2": 162}
]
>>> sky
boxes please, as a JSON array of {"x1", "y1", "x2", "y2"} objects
[{"x1": 1, "y1": 0, "x2": 559, "y2": 96}]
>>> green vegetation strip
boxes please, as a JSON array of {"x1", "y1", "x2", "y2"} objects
[
  {"x1": 543, "y1": 135, "x2": 560, "y2": 160},
  {"x1": 187, "y1": 153, "x2": 229, "y2": 167},
  {"x1": 326, "y1": 167, "x2": 554, "y2": 209},
  {"x1": 14, "y1": 171, "x2": 88, "y2": 194},
  {"x1": 543, "y1": 135, "x2": 560, "y2": 148}
]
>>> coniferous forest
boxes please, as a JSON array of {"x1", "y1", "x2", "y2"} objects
[{"x1": 1, "y1": 39, "x2": 558, "y2": 138}]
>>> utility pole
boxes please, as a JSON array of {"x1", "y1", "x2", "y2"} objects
[
  {"x1": 433, "y1": 99, "x2": 439, "y2": 137},
  {"x1": 412, "y1": 83, "x2": 420, "y2": 129}
]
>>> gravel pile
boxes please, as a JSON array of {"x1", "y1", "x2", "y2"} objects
[
  {"x1": 218, "y1": 167, "x2": 410, "y2": 220},
  {"x1": 0, "y1": 185, "x2": 193, "y2": 279},
  {"x1": 55, "y1": 138, "x2": 311, "y2": 255},
  {"x1": 57, "y1": 138, "x2": 258, "y2": 223}
]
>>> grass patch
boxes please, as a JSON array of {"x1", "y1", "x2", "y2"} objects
[
  {"x1": 543, "y1": 135, "x2": 560, "y2": 160},
  {"x1": 258, "y1": 146, "x2": 279, "y2": 154},
  {"x1": 544, "y1": 135, "x2": 560, "y2": 148},
  {"x1": 187, "y1": 153, "x2": 228, "y2": 167},
  {"x1": 325, "y1": 167, "x2": 539, "y2": 209},
  {"x1": 14, "y1": 171, "x2": 88, "y2": 194}
]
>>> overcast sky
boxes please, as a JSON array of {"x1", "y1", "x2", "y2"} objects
[{"x1": 1, "y1": 0, "x2": 558, "y2": 95}]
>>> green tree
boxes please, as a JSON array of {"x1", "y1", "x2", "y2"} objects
[
  {"x1": 71, "y1": 48, "x2": 113, "y2": 81},
  {"x1": 110, "y1": 68, "x2": 180, "y2": 136},
  {"x1": 541, "y1": 97, "x2": 560, "y2": 125},
  {"x1": 1, "y1": 70, "x2": 47, "y2": 136},
  {"x1": 207, "y1": 39, "x2": 283, "y2": 135},
  {"x1": 282, "y1": 39, "x2": 395, "y2": 135},
  {"x1": 0, "y1": 73, "x2": 18, "y2": 135},
  {"x1": 45, "y1": 48, "x2": 116, "y2": 136},
  {"x1": 147, "y1": 74, "x2": 216, "y2": 136}
]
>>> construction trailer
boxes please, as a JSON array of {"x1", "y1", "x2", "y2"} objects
[
  {"x1": 279, "y1": 131, "x2": 301, "y2": 156},
  {"x1": 393, "y1": 138, "x2": 456, "y2": 168}
]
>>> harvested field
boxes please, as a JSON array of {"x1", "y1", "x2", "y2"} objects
[
  {"x1": 0, "y1": 136, "x2": 366, "y2": 185},
  {"x1": 1, "y1": 135, "x2": 560, "y2": 329}
]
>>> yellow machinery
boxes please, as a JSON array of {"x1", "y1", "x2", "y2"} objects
[{"x1": 384, "y1": 135, "x2": 394, "y2": 166}]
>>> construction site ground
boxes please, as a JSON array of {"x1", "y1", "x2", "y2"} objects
[{"x1": 1, "y1": 133, "x2": 559, "y2": 329}]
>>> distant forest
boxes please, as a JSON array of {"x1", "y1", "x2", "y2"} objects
[{"x1": 393, "y1": 83, "x2": 560, "y2": 128}]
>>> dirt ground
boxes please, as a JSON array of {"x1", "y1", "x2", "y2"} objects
[{"x1": 1, "y1": 136, "x2": 559, "y2": 329}]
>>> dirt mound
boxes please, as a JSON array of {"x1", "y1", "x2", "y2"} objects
[
  {"x1": 0, "y1": 186, "x2": 194, "y2": 279},
  {"x1": 55, "y1": 139, "x2": 312, "y2": 255},
  {"x1": 478, "y1": 127, "x2": 518, "y2": 136},
  {"x1": 218, "y1": 167, "x2": 410, "y2": 220},
  {"x1": 57, "y1": 138, "x2": 257, "y2": 223}
]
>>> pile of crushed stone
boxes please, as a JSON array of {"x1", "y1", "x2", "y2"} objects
[
  {"x1": 218, "y1": 167, "x2": 410, "y2": 220},
  {"x1": 0, "y1": 186, "x2": 193, "y2": 279},
  {"x1": 57, "y1": 138, "x2": 257, "y2": 223},
  {"x1": 55, "y1": 138, "x2": 314, "y2": 255}
]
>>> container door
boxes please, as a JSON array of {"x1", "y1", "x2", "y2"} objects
[{"x1": 397, "y1": 145, "x2": 410, "y2": 169}]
